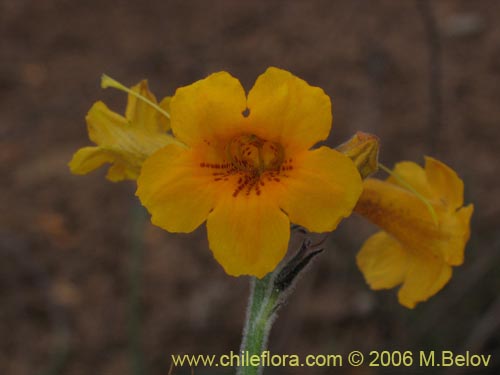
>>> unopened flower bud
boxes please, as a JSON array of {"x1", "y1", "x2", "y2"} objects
[{"x1": 337, "y1": 132, "x2": 380, "y2": 179}]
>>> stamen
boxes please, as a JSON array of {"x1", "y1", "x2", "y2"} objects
[
  {"x1": 201, "y1": 134, "x2": 289, "y2": 197},
  {"x1": 379, "y1": 163, "x2": 438, "y2": 226},
  {"x1": 101, "y1": 74, "x2": 171, "y2": 120}
]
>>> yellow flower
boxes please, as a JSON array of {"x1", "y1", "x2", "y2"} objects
[
  {"x1": 69, "y1": 80, "x2": 174, "y2": 181},
  {"x1": 355, "y1": 157, "x2": 473, "y2": 308},
  {"x1": 137, "y1": 67, "x2": 363, "y2": 277}
]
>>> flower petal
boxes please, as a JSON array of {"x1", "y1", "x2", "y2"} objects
[
  {"x1": 106, "y1": 160, "x2": 138, "y2": 181},
  {"x1": 169, "y1": 72, "x2": 247, "y2": 146},
  {"x1": 356, "y1": 231, "x2": 408, "y2": 290},
  {"x1": 206, "y1": 194, "x2": 290, "y2": 278},
  {"x1": 247, "y1": 67, "x2": 332, "y2": 152},
  {"x1": 355, "y1": 178, "x2": 441, "y2": 248},
  {"x1": 398, "y1": 252, "x2": 452, "y2": 309},
  {"x1": 136, "y1": 144, "x2": 217, "y2": 233},
  {"x1": 69, "y1": 146, "x2": 115, "y2": 175},
  {"x1": 425, "y1": 156, "x2": 464, "y2": 208},
  {"x1": 440, "y1": 204, "x2": 474, "y2": 266},
  {"x1": 157, "y1": 96, "x2": 171, "y2": 132},
  {"x1": 279, "y1": 147, "x2": 362, "y2": 232},
  {"x1": 86, "y1": 101, "x2": 129, "y2": 146},
  {"x1": 388, "y1": 161, "x2": 434, "y2": 200},
  {"x1": 125, "y1": 80, "x2": 170, "y2": 133}
]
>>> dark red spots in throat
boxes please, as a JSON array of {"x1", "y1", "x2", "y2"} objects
[{"x1": 199, "y1": 141, "x2": 294, "y2": 197}]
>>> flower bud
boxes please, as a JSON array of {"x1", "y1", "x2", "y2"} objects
[{"x1": 336, "y1": 132, "x2": 379, "y2": 179}]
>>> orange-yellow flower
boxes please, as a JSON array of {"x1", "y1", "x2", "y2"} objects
[
  {"x1": 69, "y1": 80, "x2": 174, "y2": 181},
  {"x1": 355, "y1": 157, "x2": 473, "y2": 308},
  {"x1": 137, "y1": 67, "x2": 363, "y2": 277}
]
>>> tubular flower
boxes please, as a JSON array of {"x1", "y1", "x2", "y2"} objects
[
  {"x1": 136, "y1": 67, "x2": 363, "y2": 278},
  {"x1": 69, "y1": 80, "x2": 174, "y2": 181},
  {"x1": 355, "y1": 157, "x2": 473, "y2": 308}
]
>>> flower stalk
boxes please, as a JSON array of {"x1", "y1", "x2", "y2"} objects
[
  {"x1": 237, "y1": 237, "x2": 324, "y2": 375},
  {"x1": 238, "y1": 274, "x2": 279, "y2": 375}
]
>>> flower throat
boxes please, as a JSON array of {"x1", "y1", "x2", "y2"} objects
[
  {"x1": 226, "y1": 134, "x2": 285, "y2": 174},
  {"x1": 200, "y1": 134, "x2": 293, "y2": 197}
]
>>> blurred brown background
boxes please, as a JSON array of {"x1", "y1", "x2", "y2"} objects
[{"x1": 1, "y1": 0, "x2": 499, "y2": 374}]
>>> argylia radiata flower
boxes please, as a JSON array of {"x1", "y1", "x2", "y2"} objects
[
  {"x1": 355, "y1": 157, "x2": 473, "y2": 308},
  {"x1": 69, "y1": 80, "x2": 174, "y2": 181},
  {"x1": 136, "y1": 67, "x2": 363, "y2": 277}
]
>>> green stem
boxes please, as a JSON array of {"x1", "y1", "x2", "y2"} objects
[
  {"x1": 237, "y1": 234, "x2": 324, "y2": 374},
  {"x1": 237, "y1": 274, "x2": 280, "y2": 375}
]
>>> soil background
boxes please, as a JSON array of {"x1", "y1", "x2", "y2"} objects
[{"x1": 1, "y1": 1, "x2": 500, "y2": 374}]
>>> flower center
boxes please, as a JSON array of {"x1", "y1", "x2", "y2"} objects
[
  {"x1": 200, "y1": 134, "x2": 293, "y2": 197},
  {"x1": 226, "y1": 134, "x2": 284, "y2": 174}
]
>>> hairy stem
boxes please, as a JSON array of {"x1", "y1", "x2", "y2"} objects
[{"x1": 237, "y1": 274, "x2": 279, "y2": 375}]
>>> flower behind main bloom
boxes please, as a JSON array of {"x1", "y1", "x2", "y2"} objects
[
  {"x1": 355, "y1": 157, "x2": 473, "y2": 308},
  {"x1": 69, "y1": 80, "x2": 174, "y2": 181},
  {"x1": 136, "y1": 67, "x2": 363, "y2": 277}
]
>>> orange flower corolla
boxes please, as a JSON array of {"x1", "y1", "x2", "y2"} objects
[
  {"x1": 137, "y1": 67, "x2": 363, "y2": 277},
  {"x1": 355, "y1": 157, "x2": 473, "y2": 308},
  {"x1": 69, "y1": 80, "x2": 173, "y2": 181}
]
